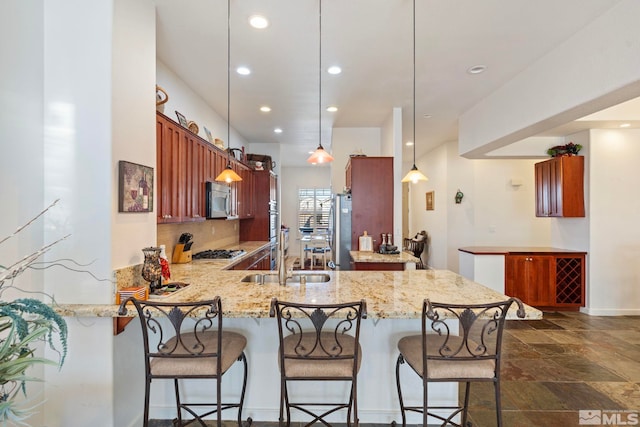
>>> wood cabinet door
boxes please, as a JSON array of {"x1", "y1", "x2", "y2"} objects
[
  {"x1": 526, "y1": 255, "x2": 555, "y2": 306},
  {"x1": 237, "y1": 164, "x2": 254, "y2": 219},
  {"x1": 190, "y1": 139, "x2": 207, "y2": 221},
  {"x1": 506, "y1": 255, "x2": 555, "y2": 306},
  {"x1": 535, "y1": 156, "x2": 584, "y2": 217},
  {"x1": 505, "y1": 255, "x2": 530, "y2": 302},
  {"x1": 156, "y1": 116, "x2": 184, "y2": 223},
  {"x1": 535, "y1": 161, "x2": 550, "y2": 217}
]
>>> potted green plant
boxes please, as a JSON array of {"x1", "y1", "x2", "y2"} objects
[
  {"x1": 0, "y1": 200, "x2": 68, "y2": 425},
  {"x1": 547, "y1": 142, "x2": 583, "y2": 157}
]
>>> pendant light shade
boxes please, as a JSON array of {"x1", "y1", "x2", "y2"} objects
[
  {"x1": 216, "y1": 0, "x2": 242, "y2": 183},
  {"x1": 307, "y1": 0, "x2": 333, "y2": 165},
  {"x1": 401, "y1": 164, "x2": 428, "y2": 183},
  {"x1": 307, "y1": 145, "x2": 334, "y2": 164},
  {"x1": 402, "y1": 0, "x2": 428, "y2": 184},
  {"x1": 215, "y1": 165, "x2": 242, "y2": 183}
]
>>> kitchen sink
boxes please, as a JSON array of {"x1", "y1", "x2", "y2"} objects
[{"x1": 240, "y1": 273, "x2": 331, "y2": 284}]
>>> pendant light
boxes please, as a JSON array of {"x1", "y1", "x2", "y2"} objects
[
  {"x1": 307, "y1": 0, "x2": 334, "y2": 165},
  {"x1": 401, "y1": 0, "x2": 428, "y2": 184},
  {"x1": 216, "y1": 0, "x2": 242, "y2": 183}
]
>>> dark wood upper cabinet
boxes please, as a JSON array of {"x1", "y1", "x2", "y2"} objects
[
  {"x1": 239, "y1": 170, "x2": 276, "y2": 242},
  {"x1": 347, "y1": 157, "x2": 393, "y2": 252},
  {"x1": 535, "y1": 156, "x2": 585, "y2": 217},
  {"x1": 156, "y1": 111, "x2": 254, "y2": 223}
]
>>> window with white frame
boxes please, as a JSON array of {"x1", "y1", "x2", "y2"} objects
[{"x1": 297, "y1": 188, "x2": 332, "y2": 231}]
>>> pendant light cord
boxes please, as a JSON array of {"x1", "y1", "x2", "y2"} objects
[
  {"x1": 318, "y1": 0, "x2": 322, "y2": 150},
  {"x1": 412, "y1": 0, "x2": 416, "y2": 167},
  {"x1": 227, "y1": 0, "x2": 231, "y2": 165}
]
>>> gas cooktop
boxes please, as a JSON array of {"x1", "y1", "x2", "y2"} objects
[{"x1": 193, "y1": 249, "x2": 246, "y2": 260}]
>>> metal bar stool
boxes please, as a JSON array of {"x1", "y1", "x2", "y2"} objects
[
  {"x1": 269, "y1": 298, "x2": 367, "y2": 427},
  {"x1": 393, "y1": 298, "x2": 524, "y2": 427},
  {"x1": 118, "y1": 297, "x2": 252, "y2": 427}
]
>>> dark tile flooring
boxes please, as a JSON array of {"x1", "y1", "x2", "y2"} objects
[{"x1": 151, "y1": 311, "x2": 640, "y2": 427}]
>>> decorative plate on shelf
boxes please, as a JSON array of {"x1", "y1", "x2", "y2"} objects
[{"x1": 187, "y1": 121, "x2": 199, "y2": 134}]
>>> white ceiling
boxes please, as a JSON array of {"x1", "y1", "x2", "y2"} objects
[{"x1": 154, "y1": 0, "x2": 633, "y2": 166}]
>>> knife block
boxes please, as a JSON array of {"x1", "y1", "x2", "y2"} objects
[{"x1": 172, "y1": 244, "x2": 192, "y2": 264}]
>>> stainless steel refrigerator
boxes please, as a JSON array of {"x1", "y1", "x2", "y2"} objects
[{"x1": 329, "y1": 194, "x2": 352, "y2": 270}]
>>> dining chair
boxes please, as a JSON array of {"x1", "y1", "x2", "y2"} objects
[
  {"x1": 309, "y1": 235, "x2": 331, "y2": 270},
  {"x1": 393, "y1": 298, "x2": 524, "y2": 427},
  {"x1": 118, "y1": 297, "x2": 251, "y2": 427},
  {"x1": 269, "y1": 298, "x2": 367, "y2": 427}
]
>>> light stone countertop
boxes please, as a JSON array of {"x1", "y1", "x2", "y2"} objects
[
  {"x1": 350, "y1": 250, "x2": 419, "y2": 264},
  {"x1": 56, "y1": 267, "x2": 541, "y2": 320}
]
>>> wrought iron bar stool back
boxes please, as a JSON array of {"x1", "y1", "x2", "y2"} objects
[
  {"x1": 118, "y1": 297, "x2": 251, "y2": 427},
  {"x1": 269, "y1": 298, "x2": 367, "y2": 427},
  {"x1": 394, "y1": 298, "x2": 524, "y2": 427}
]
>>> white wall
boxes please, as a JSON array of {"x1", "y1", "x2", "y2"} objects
[
  {"x1": 42, "y1": 0, "x2": 117, "y2": 425},
  {"x1": 111, "y1": 1, "x2": 156, "y2": 425},
  {"x1": 157, "y1": 60, "x2": 249, "y2": 151},
  {"x1": 459, "y1": 0, "x2": 640, "y2": 157},
  {"x1": 112, "y1": 0, "x2": 157, "y2": 270},
  {"x1": 586, "y1": 129, "x2": 640, "y2": 315},
  {"x1": 410, "y1": 140, "x2": 549, "y2": 271},
  {"x1": 409, "y1": 143, "x2": 447, "y2": 269},
  {"x1": 383, "y1": 108, "x2": 404, "y2": 247},
  {"x1": 0, "y1": 2, "x2": 46, "y2": 425}
]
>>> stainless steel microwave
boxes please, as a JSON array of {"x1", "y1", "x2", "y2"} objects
[{"x1": 205, "y1": 182, "x2": 230, "y2": 219}]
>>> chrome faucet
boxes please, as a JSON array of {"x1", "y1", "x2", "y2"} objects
[{"x1": 278, "y1": 230, "x2": 290, "y2": 285}]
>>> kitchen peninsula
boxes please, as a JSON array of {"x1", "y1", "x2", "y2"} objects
[{"x1": 56, "y1": 257, "x2": 540, "y2": 424}]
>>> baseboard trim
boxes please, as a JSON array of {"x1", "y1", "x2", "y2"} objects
[{"x1": 581, "y1": 307, "x2": 640, "y2": 316}]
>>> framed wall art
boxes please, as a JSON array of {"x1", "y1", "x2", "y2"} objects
[
  {"x1": 119, "y1": 161, "x2": 154, "y2": 213},
  {"x1": 204, "y1": 126, "x2": 214, "y2": 143},
  {"x1": 175, "y1": 110, "x2": 188, "y2": 127},
  {"x1": 426, "y1": 191, "x2": 435, "y2": 211}
]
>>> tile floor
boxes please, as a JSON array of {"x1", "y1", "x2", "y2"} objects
[{"x1": 151, "y1": 311, "x2": 640, "y2": 427}]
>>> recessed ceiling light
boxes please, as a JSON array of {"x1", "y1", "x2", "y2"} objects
[
  {"x1": 620, "y1": 123, "x2": 631, "y2": 128},
  {"x1": 260, "y1": 106, "x2": 271, "y2": 112},
  {"x1": 405, "y1": 141, "x2": 414, "y2": 146},
  {"x1": 423, "y1": 114, "x2": 432, "y2": 119},
  {"x1": 236, "y1": 66, "x2": 251, "y2": 75},
  {"x1": 467, "y1": 65, "x2": 487, "y2": 75},
  {"x1": 327, "y1": 66, "x2": 342, "y2": 75},
  {"x1": 308, "y1": 151, "x2": 315, "y2": 155},
  {"x1": 326, "y1": 106, "x2": 338, "y2": 112},
  {"x1": 249, "y1": 15, "x2": 269, "y2": 29},
  {"x1": 274, "y1": 128, "x2": 283, "y2": 133}
]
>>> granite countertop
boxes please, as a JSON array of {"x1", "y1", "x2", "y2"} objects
[
  {"x1": 350, "y1": 250, "x2": 419, "y2": 264},
  {"x1": 459, "y1": 246, "x2": 587, "y2": 255},
  {"x1": 57, "y1": 268, "x2": 541, "y2": 320}
]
